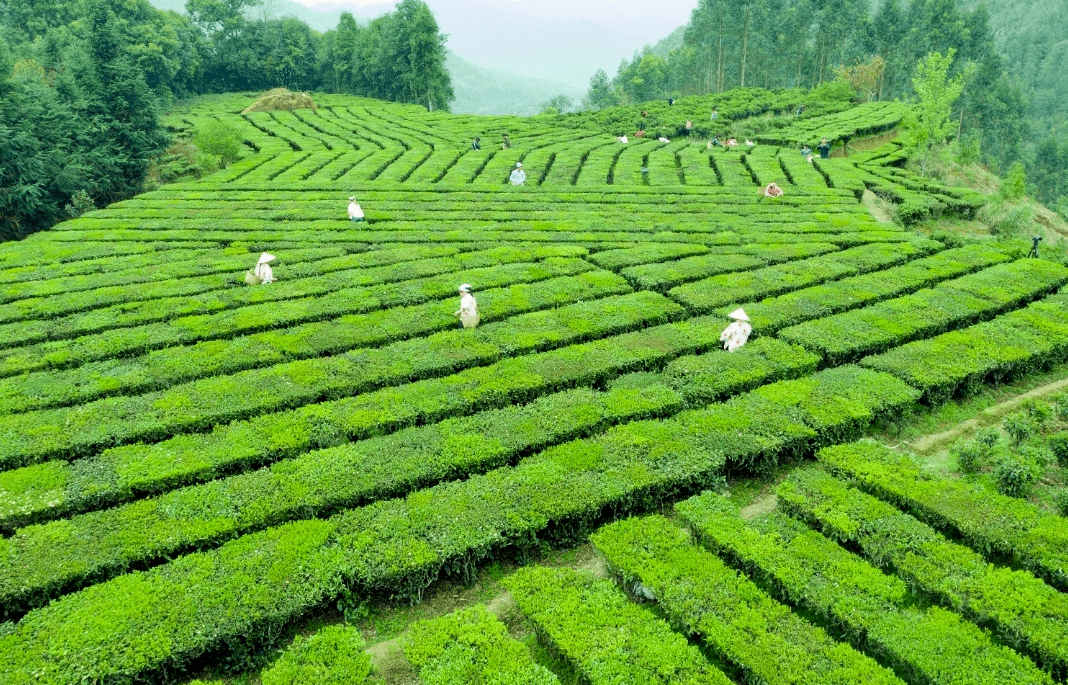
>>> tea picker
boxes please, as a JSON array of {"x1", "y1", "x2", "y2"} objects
[
  {"x1": 763, "y1": 182, "x2": 784, "y2": 197},
  {"x1": 245, "y1": 252, "x2": 276, "y2": 285},
  {"x1": 454, "y1": 283, "x2": 480, "y2": 329},
  {"x1": 348, "y1": 197, "x2": 364, "y2": 222},
  {"x1": 510, "y1": 162, "x2": 526, "y2": 186},
  {"x1": 720, "y1": 308, "x2": 751, "y2": 352}
]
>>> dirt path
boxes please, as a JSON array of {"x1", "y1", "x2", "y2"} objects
[
  {"x1": 364, "y1": 543, "x2": 606, "y2": 683},
  {"x1": 910, "y1": 377, "x2": 1068, "y2": 456},
  {"x1": 366, "y1": 638, "x2": 418, "y2": 685},
  {"x1": 740, "y1": 494, "x2": 777, "y2": 519},
  {"x1": 862, "y1": 189, "x2": 894, "y2": 224}
]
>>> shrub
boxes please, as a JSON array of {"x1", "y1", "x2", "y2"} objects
[
  {"x1": 504, "y1": 566, "x2": 731, "y2": 685},
  {"x1": 62, "y1": 190, "x2": 96, "y2": 219},
  {"x1": 591, "y1": 515, "x2": 903, "y2": 685},
  {"x1": 951, "y1": 438, "x2": 989, "y2": 473},
  {"x1": 929, "y1": 229, "x2": 964, "y2": 248},
  {"x1": 1048, "y1": 432, "x2": 1068, "y2": 468},
  {"x1": 195, "y1": 151, "x2": 222, "y2": 177},
  {"x1": 260, "y1": 625, "x2": 372, "y2": 685},
  {"x1": 677, "y1": 492, "x2": 1050, "y2": 685},
  {"x1": 194, "y1": 120, "x2": 246, "y2": 168},
  {"x1": 974, "y1": 426, "x2": 1001, "y2": 448},
  {"x1": 1003, "y1": 411, "x2": 1036, "y2": 448},
  {"x1": 1051, "y1": 393, "x2": 1068, "y2": 422},
  {"x1": 1021, "y1": 398, "x2": 1053, "y2": 433},
  {"x1": 1057, "y1": 489, "x2": 1068, "y2": 517},
  {"x1": 995, "y1": 453, "x2": 1041, "y2": 497},
  {"x1": 860, "y1": 292, "x2": 1068, "y2": 403},
  {"x1": 1000, "y1": 162, "x2": 1027, "y2": 200}
]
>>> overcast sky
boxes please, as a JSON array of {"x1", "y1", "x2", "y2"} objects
[{"x1": 290, "y1": 0, "x2": 699, "y2": 87}]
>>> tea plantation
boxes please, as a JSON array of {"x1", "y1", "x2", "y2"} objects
[{"x1": 1, "y1": 91, "x2": 1066, "y2": 685}]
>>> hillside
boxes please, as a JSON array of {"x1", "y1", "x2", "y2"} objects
[
  {"x1": 445, "y1": 51, "x2": 583, "y2": 115},
  {"x1": 962, "y1": 0, "x2": 1068, "y2": 135},
  {"x1": 1, "y1": 92, "x2": 1067, "y2": 685}
]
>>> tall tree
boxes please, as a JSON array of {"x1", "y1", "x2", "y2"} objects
[
  {"x1": 333, "y1": 11, "x2": 359, "y2": 93},
  {"x1": 186, "y1": 0, "x2": 259, "y2": 39},
  {"x1": 583, "y1": 69, "x2": 616, "y2": 110},
  {"x1": 0, "y1": 55, "x2": 87, "y2": 238},
  {"x1": 394, "y1": 0, "x2": 452, "y2": 111},
  {"x1": 79, "y1": 0, "x2": 168, "y2": 205},
  {"x1": 907, "y1": 48, "x2": 966, "y2": 175}
]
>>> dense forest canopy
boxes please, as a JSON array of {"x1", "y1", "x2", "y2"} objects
[{"x1": 0, "y1": 0, "x2": 452, "y2": 239}]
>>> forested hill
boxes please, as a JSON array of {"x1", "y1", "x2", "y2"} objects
[
  {"x1": 624, "y1": 0, "x2": 1066, "y2": 215},
  {"x1": 0, "y1": 0, "x2": 453, "y2": 240},
  {"x1": 962, "y1": 0, "x2": 1068, "y2": 135},
  {"x1": 446, "y1": 51, "x2": 584, "y2": 116}
]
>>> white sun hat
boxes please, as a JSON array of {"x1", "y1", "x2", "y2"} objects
[
  {"x1": 728, "y1": 308, "x2": 749, "y2": 321},
  {"x1": 459, "y1": 283, "x2": 472, "y2": 292},
  {"x1": 257, "y1": 252, "x2": 276, "y2": 265},
  {"x1": 516, "y1": 162, "x2": 522, "y2": 167}
]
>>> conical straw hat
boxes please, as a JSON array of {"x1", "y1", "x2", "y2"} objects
[
  {"x1": 257, "y1": 252, "x2": 276, "y2": 265},
  {"x1": 728, "y1": 308, "x2": 749, "y2": 321}
]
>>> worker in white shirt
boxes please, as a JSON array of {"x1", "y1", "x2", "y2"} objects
[
  {"x1": 454, "y1": 283, "x2": 480, "y2": 329},
  {"x1": 509, "y1": 162, "x2": 526, "y2": 186},
  {"x1": 720, "y1": 308, "x2": 752, "y2": 351},
  {"x1": 348, "y1": 196, "x2": 364, "y2": 222},
  {"x1": 247, "y1": 252, "x2": 275, "y2": 285}
]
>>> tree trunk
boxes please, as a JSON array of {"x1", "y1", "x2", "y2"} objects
[
  {"x1": 740, "y1": 5, "x2": 750, "y2": 88},
  {"x1": 717, "y1": 9, "x2": 724, "y2": 93},
  {"x1": 956, "y1": 100, "x2": 966, "y2": 141}
]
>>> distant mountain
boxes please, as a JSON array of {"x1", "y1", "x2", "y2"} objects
[
  {"x1": 446, "y1": 51, "x2": 583, "y2": 115},
  {"x1": 651, "y1": 25, "x2": 686, "y2": 58}
]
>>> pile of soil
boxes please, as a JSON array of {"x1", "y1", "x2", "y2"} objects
[{"x1": 241, "y1": 88, "x2": 317, "y2": 114}]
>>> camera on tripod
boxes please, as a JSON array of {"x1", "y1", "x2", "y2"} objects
[{"x1": 1028, "y1": 235, "x2": 1043, "y2": 258}]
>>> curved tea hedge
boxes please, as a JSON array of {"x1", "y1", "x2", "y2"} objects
[{"x1": 1, "y1": 89, "x2": 1064, "y2": 684}]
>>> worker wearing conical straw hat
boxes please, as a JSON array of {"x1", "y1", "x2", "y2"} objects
[
  {"x1": 720, "y1": 308, "x2": 751, "y2": 352},
  {"x1": 251, "y1": 252, "x2": 276, "y2": 284}
]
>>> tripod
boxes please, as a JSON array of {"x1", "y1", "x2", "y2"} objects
[{"x1": 1028, "y1": 236, "x2": 1042, "y2": 258}]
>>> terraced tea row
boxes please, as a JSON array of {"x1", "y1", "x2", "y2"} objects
[{"x1": 0, "y1": 91, "x2": 1058, "y2": 685}]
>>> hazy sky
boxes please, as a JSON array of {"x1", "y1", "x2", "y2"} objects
[
  {"x1": 290, "y1": 0, "x2": 699, "y2": 87},
  {"x1": 293, "y1": 0, "x2": 696, "y2": 39}
]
